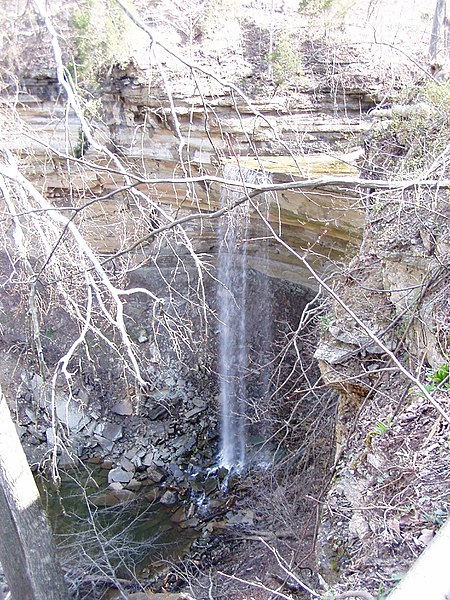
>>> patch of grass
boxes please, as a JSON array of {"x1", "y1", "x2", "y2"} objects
[
  {"x1": 424, "y1": 362, "x2": 449, "y2": 393},
  {"x1": 372, "y1": 417, "x2": 392, "y2": 436},
  {"x1": 421, "y1": 81, "x2": 450, "y2": 109},
  {"x1": 424, "y1": 507, "x2": 446, "y2": 526},
  {"x1": 299, "y1": 0, "x2": 336, "y2": 13},
  {"x1": 318, "y1": 313, "x2": 333, "y2": 332},
  {"x1": 376, "y1": 573, "x2": 403, "y2": 599},
  {"x1": 365, "y1": 416, "x2": 392, "y2": 448}
]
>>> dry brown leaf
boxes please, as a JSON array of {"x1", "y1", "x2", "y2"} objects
[
  {"x1": 387, "y1": 518, "x2": 401, "y2": 536},
  {"x1": 415, "y1": 528, "x2": 434, "y2": 547},
  {"x1": 399, "y1": 509, "x2": 419, "y2": 525},
  {"x1": 425, "y1": 416, "x2": 441, "y2": 444}
]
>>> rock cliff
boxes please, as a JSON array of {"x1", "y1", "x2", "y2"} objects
[
  {"x1": 1, "y1": 0, "x2": 433, "y2": 287},
  {"x1": 315, "y1": 86, "x2": 450, "y2": 595},
  {"x1": 5, "y1": 64, "x2": 368, "y2": 286}
]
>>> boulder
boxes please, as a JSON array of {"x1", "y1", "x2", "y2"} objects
[
  {"x1": 111, "y1": 398, "x2": 133, "y2": 416},
  {"x1": 94, "y1": 421, "x2": 123, "y2": 442},
  {"x1": 120, "y1": 456, "x2": 136, "y2": 473},
  {"x1": 95, "y1": 436, "x2": 114, "y2": 453},
  {"x1": 184, "y1": 406, "x2": 206, "y2": 420},
  {"x1": 167, "y1": 463, "x2": 185, "y2": 482},
  {"x1": 90, "y1": 489, "x2": 136, "y2": 507},
  {"x1": 148, "y1": 405, "x2": 168, "y2": 420},
  {"x1": 131, "y1": 454, "x2": 142, "y2": 469},
  {"x1": 125, "y1": 478, "x2": 142, "y2": 492},
  {"x1": 55, "y1": 397, "x2": 91, "y2": 432},
  {"x1": 191, "y1": 398, "x2": 207, "y2": 409},
  {"x1": 108, "y1": 467, "x2": 133, "y2": 484},
  {"x1": 170, "y1": 506, "x2": 187, "y2": 523},
  {"x1": 124, "y1": 447, "x2": 140, "y2": 459},
  {"x1": 142, "y1": 452, "x2": 155, "y2": 467},
  {"x1": 172, "y1": 434, "x2": 196, "y2": 455},
  {"x1": 146, "y1": 465, "x2": 165, "y2": 483},
  {"x1": 144, "y1": 487, "x2": 161, "y2": 502},
  {"x1": 108, "y1": 482, "x2": 123, "y2": 491},
  {"x1": 159, "y1": 490, "x2": 177, "y2": 505}
]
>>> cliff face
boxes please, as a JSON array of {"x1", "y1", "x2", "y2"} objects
[
  {"x1": 315, "y1": 96, "x2": 450, "y2": 594},
  {"x1": 5, "y1": 64, "x2": 368, "y2": 286},
  {"x1": 0, "y1": 0, "x2": 434, "y2": 286}
]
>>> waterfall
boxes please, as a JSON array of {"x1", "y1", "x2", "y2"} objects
[{"x1": 217, "y1": 165, "x2": 272, "y2": 471}]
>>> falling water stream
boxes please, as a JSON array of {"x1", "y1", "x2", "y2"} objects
[{"x1": 217, "y1": 165, "x2": 273, "y2": 471}]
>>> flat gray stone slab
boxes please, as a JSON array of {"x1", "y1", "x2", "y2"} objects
[
  {"x1": 111, "y1": 398, "x2": 133, "y2": 416},
  {"x1": 184, "y1": 405, "x2": 207, "y2": 420},
  {"x1": 94, "y1": 421, "x2": 123, "y2": 442},
  {"x1": 108, "y1": 467, "x2": 133, "y2": 484},
  {"x1": 56, "y1": 397, "x2": 91, "y2": 432}
]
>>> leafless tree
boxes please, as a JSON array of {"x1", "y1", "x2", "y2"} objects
[
  {"x1": 0, "y1": 388, "x2": 68, "y2": 600},
  {"x1": 430, "y1": 0, "x2": 450, "y2": 77}
]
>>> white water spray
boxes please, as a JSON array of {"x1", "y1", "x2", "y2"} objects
[{"x1": 217, "y1": 165, "x2": 272, "y2": 471}]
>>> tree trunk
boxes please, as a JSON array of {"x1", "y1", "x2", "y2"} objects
[
  {"x1": 430, "y1": 0, "x2": 450, "y2": 76},
  {"x1": 0, "y1": 388, "x2": 69, "y2": 600}
]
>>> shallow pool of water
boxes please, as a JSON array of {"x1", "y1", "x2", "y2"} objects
[{"x1": 37, "y1": 464, "x2": 199, "y2": 589}]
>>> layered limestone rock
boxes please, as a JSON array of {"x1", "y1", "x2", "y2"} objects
[
  {"x1": 2, "y1": 0, "x2": 434, "y2": 287},
  {"x1": 3, "y1": 67, "x2": 369, "y2": 287}
]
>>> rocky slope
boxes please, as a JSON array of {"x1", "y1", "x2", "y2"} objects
[{"x1": 315, "y1": 89, "x2": 450, "y2": 596}]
